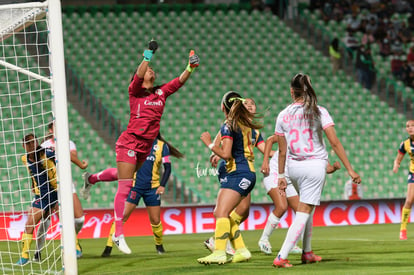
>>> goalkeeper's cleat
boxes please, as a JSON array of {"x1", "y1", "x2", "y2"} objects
[
  {"x1": 156, "y1": 244, "x2": 165, "y2": 255},
  {"x1": 400, "y1": 229, "x2": 407, "y2": 240},
  {"x1": 15, "y1": 257, "x2": 29, "y2": 266},
  {"x1": 258, "y1": 239, "x2": 272, "y2": 255},
  {"x1": 273, "y1": 255, "x2": 292, "y2": 268},
  {"x1": 101, "y1": 246, "x2": 112, "y2": 257},
  {"x1": 231, "y1": 247, "x2": 251, "y2": 263},
  {"x1": 112, "y1": 234, "x2": 131, "y2": 254},
  {"x1": 80, "y1": 172, "x2": 93, "y2": 200},
  {"x1": 203, "y1": 237, "x2": 214, "y2": 252},
  {"x1": 33, "y1": 251, "x2": 41, "y2": 262},
  {"x1": 301, "y1": 251, "x2": 322, "y2": 264},
  {"x1": 290, "y1": 245, "x2": 303, "y2": 254},
  {"x1": 197, "y1": 250, "x2": 229, "y2": 265}
]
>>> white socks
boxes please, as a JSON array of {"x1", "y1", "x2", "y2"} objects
[
  {"x1": 36, "y1": 217, "x2": 51, "y2": 252},
  {"x1": 260, "y1": 212, "x2": 280, "y2": 241},
  {"x1": 74, "y1": 216, "x2": 85, "y2": 234},
  {"x1": 278, "y1": 212, "x2": 309, "y2": 259}
]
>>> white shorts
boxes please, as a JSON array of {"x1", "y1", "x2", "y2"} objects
[
  {"x1": 72, "y1": 182, "x2": 77, "y2": 194},
  {"x1": 287, "y1": 158, "x2": 327, "y2": 205},
  {"x1": 263, "y1": 155, "x2": 298, "y2": 198}
]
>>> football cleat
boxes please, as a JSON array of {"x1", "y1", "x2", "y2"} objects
[
  {"x1": 197, "y1": 250, "x2": 229, "y2": 265},
  {"x1": 290, "y1": 245, "x2": 303, "y2": 254},
  {"x1": 232, "y1": 247, "x2": 251, "y2": 263},
  {"x1": 273, "y1": 255, "x2": 292, "y2": 268},
  {"x1": 156, "y1": 244, "x2": 165, "y2": 255},
  {"x1": 301, "y1": 251, "x2": 322, "y2": 264},
  {"x1": 33, "y1": 251, "x2": 41, "y2": 262},
  {"x1": 101, "y1": 246, "x2": 112, "y2": 257},
  {"x1": 258, "y1": 239, "x2": 272, "y2": 255},
  {"x1": 400, "y1": 229, "x2": 407, "y2": 240},
  {"x1": 15, "y1": 257, "x2": 29, "y2": 266},
  {"x1": 112, "y1": 234, "x2": 131, "y2": 254},
  {"x1": 225, "y1": 240, "x2": 235, "y2": 256},
  {"x1": 80, "y1": 172, "x2": 93, "y2": 200}
]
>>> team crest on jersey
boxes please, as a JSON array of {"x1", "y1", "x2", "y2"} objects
[
  {"x1": 155, "y1": 89, "x2": 163, "y2": 96},
  {"x1": 239, "y1": 178, "x2": 251, "y2": 190},
  {"x1": 153, "y1": 144, "x2": 159, "y2": 151},
  {"x1": 127, "y1": 150, "x2": 135, "y2": 157}
]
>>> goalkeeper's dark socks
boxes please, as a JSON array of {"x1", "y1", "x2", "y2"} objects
[{"x1": 101, "y1": 246, "x2": 112, "y2": 257}]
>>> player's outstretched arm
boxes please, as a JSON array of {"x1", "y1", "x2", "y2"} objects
[
  {"x1": 70, "y1": 150, "x2": 88, "y2": 169},
  {"x1": 137, "y1": 39, "x2": 158, "y2": 78},
  {"x1": 260, "y1": 135, "x2": 278, "y2": 175},
  {"x1": 393, "y1": 152, "x2": 404, "y2": 173},
  {"x1": 324, "y1": 126, "x2": 361, "y2": 183},
  {"x1": 179, "y1": 50, "x2": 199, "y2": 84}
]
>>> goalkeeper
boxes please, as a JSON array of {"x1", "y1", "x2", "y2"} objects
[{"x1": 112, "y1": 40, "x2": 199, "y2": 254}]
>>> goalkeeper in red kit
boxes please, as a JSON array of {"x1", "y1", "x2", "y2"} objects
[{"x1": 112, "y1": 40, "x2": 199, "y2": 254}]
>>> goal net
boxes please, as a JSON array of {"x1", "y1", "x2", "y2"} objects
[{"x1": 0, "y1": 1, "x2": 76, "y2": 274}]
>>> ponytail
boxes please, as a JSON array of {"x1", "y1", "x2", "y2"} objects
[
  {"x1": 291, "y1": 73, "x2": 321, "y2": 119},
  {"x1": 157, "y1": 133, "x2": 184, "y2": 159}
]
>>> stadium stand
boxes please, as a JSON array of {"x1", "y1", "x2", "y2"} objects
[{"x1": 58, "y1": 4, "x2": 409, "y2": 205}]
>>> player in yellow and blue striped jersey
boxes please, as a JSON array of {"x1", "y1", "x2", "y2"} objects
[{"x1": 393, "y1": 119, "x2": 414, "y2": 240}]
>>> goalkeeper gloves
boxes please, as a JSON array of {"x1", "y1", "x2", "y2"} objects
[
  {"x1": 143, "y1": 39, "x2": 158, "y2": 62},
  {"x1": 186, "y1": 50, "x2": 200, "y2": 73}
]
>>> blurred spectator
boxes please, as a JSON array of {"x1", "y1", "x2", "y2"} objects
[
  {"x1": 346, "y1": 12, "x2": 361, "y2": 32},
  {"x1": 329, "y1": 38, "x2": 341, "y2": 75},
  {"x1": 398, "y1": 22, "x2": 412, "y2": 44},
  {"x1": 361, "y1": 30, "x2": 375, "y2": 46},
  {"x1": 407, "y1": 46, "x2": 414, "y2": 67},
  {"x1": 391, "y1": 38, "x2": 404, "y2": 55},
  {"x1": 391, "y1": 55, "x2": 404, "y2": 80},
  {"x1": 379, "y1": 37, "x2": 392, "y2": 58},
  {"x1": 355, "y1": 45, "x2": 376, "y2": 89},
  {"x1": 365, "y1": 17, "x2": 378, "y2": 34},
  {"x1": 400, "y1": 60, "x2": 414, "y2": 87},
  {"x1": 332, "y1": 2, "x2": 345, "y2": 22},
  {"x1": 408, "y1": 13, "x2": 414, "y2": 31},
  {"x1": 343, "y1": 31, "x2": 360, "y2": 58}
]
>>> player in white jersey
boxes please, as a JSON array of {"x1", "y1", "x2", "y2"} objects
[
  {"x1": 34, "y1": 122, "x2": 88, "y2": 260},
  {"x1": 259, "y1": 134, "x2": 341, "y2": 255},
  {"x1": 272, "y1": 73, "x2": 361, "y2": 268}
]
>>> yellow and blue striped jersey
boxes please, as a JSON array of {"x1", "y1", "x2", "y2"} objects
[
  {"x1": 398, "y1": 137, "x2": 414, "y2": 173},
  {"x1": 133, "y1": 138, "x2": 170, "y2": 189},
  {"x1": 21, "y1": 148, "x2": 57, "y2": 196},
  {"x1": 220, "y1": 122, "x2": 263, "y2": 173}
]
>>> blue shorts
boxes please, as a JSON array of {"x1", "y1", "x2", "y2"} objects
[
  {"x1": 218, "y1": 170, "x2": 256, "y2": 197},
  {"x1": 31, "y1": 191, "x2": 58, "y2": 211},
  {"x1": 126, "y1": 186, "x2": 161, "y2": 207},
  {"x1": 408, "y1": 172, "x2": 414, "y2": 184}
]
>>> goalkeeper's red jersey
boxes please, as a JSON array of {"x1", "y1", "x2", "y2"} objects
[{"x1": 116, "y1": 74, "x2": 183, "y2": 151}]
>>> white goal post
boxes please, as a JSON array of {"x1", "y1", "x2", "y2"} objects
[{"x1": 0, "y1": 1, "x2": 76, "y2": 274}]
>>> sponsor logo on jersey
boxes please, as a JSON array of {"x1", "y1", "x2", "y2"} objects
[
  {"x1": 147, "y1": 155, "x2": 155, "y2": 162},
  {"x1": 155, "y1": 89, "x2": 163, "y2": 96},
  {"x1": 239, "y1": 178, "x2": 251, "y2": 190},
  {"x1": 127, "y1": 150, "x2": 135, "y2": 157},
  {"x1": 144, "y1": 100, "x2": 163, "y2": 106}
]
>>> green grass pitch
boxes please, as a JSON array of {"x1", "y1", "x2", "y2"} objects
[{"x1": 4, "y1": 223, "x2": 414, "y2": 274}]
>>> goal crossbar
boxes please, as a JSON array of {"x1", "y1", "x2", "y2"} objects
[{"x1": 0, "y1": 59, "x2": 52, "y2": 84}]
